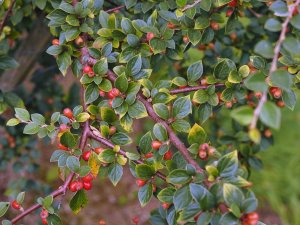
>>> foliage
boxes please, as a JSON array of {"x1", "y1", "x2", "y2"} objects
[{"x1": 1, "y1": 0, "x2": 300, "y2": 224}]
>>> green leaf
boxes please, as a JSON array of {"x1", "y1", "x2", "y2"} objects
[
  {"x1": 153, "y1": 123, "x2": 168, "y2": 142},
  {"x1": 217, "y1": 151, "x2": 238, "y2": 177},
  {"x1": 270, "y1": 69, "x2": 292, "y2": 91},
  {"x1": 108, "y1": 163, "x2": 123, "y2": 186},
  {"x1": 47, "y1": 214, "x2": 62, "y2": 225},
  {"x1": 66, "y1": 15, "x2": 80, "y2": 26},
  {"x1": 0, "y1": 202, "x2": 10, "y2": 217},
  {"x1": 16, "y1": 192, "x2": 25, "y2": 204},
  {"x1": 2, "y1": 220, "x2": 12, "y2": 225},
  {"x1": 23, "y1": 123, "x2": 39, "y2": 135},
  {"x1": 136, "y1": 164, "x2": 155, "y2": 180},
  {"x1": 60, "y1": 132, "x2": 77, "y2": 148},
  {"x1": 0, "y1": 56, "x2": 19, "y2": 70},
  {"x1": 115, "y1": 74, "x2": 128, "y2": 93},
  {"x1": 15, "y1": 108, "x2": 30, "y2": 121},
  {"x1": 213, "y1": 59, "x2": 236, "y2": 80},
  {"x1": 254, "y1": 40, "x2": 274, "y2": 59},
  {"x1": 187, "y1": 61, "x2": 203, "y2": 82},
  {"x1": 85, "y1": 83, "x2": 99, "y2": 104},
  {"x1": 139, "y1": 132, "x2": 153, "y2": 154},
  {"x1": 100, "y1": 107, "x2": 117, "y2": 123},
  {"x1": 66, "y1": 156, "x2": 80, "y2": 173},
  {"x1": 65, "y1": 28, "x2": 80, "y2": 41},
  {"x1": 291, "y1": 14, "x2": 300, "y2": 29},
  {"x1": 223, "y1": 183, "x2": 244, "y2": 207},
  {"x1": 259, "y1": 101, "x2": 281, "y2": 129},
  {"x1": 188, "y1": 123, "x2": 206, "y2": 144},
  {"x1": 173, "y1": 185, "x2": 192, "y2": 210},
  {"x1": 46, "y1": 45, "x2": 63, "y2": 56},
  {"x1": 93, "y1": 58, "x2": 108, "y2": 75},
  {"x1": 230, "y1": 106, "x2": 254, "y2": 126},
  {"x1": 171, "y1": 119, "x2": 191, "y2": 133},
  {"x1": 167, "y1": 169, "x2": 192, "y2": 185},
  {"x1": 128, "y1": 100, "x2": 148, "y2": 119},
  {"x1": 111, "y1": 133, "x2": 132, "y2": 145},
  {"x1": 98, "y1": 149, "x2": 115, "y2": 163},
  {"x1": 250, "y1": 56, "x2": 266, "y2": 70},
  {"x1": 150, "y1": 38, "x2": 167, "y2": 54},
  {"x1": 153, "y1": 103, "x2": 169, "y2": 120},
  {"x1": 69, "y1": 190, "x2": 88, "y2": 214},
  {"x1": 264, "y1": 18, "x2": 281, "y2": 32},
  {"x1": 50, "y1": 150, "x2": 68, "y2": 162},
  {"x1": 195, "y1": 16, "x2": 210, "y2": 29},
  {"x1": 57, "y1": 52, "x2": 72, "y2": 76},
  {"x1": 157, "y1": 187, "x2": 175, "y2": 203},
  {"x1": 6, "y1": 118, "x2": 20, "y2": 126},
  {"x1": 193, "y1": 89, "x2": 209, "y2": 104},
  {"x1": 244, "y1": 72, "x2": 268, "y2": 92},
  {"x1": 126, "y1": 55, "x2": 142, "y2": 75},
  {"x1": 76, "y1": 112, "x2": 90, "y2": 122},
  {"x1": 172, "y1": 96, "x2": 192, "y2": 119},
  {"x1": 138, "y1": 183, "x2": 153, "y2": 207},
  {"x1": 31, "y1": 113, "x2": 45, "y2": 125}
]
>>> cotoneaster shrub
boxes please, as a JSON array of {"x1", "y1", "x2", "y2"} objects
[{"x1": 1, "y1": 0, "x2": 300, "y2": 224}]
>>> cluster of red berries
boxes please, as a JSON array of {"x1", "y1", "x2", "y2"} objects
[
  {"x1": 240, "y1": 212, "x2": 259, "y2": 225},
  {"x1": 40, "y1": 209, "x2": 49, "y2": 225},
  {"x1": 136, "y1": 179, "x2": 157, "y2": 192},
  {"x1": 69, "y1": 174, "x2": 94, "y2": 192},
  {"x1": 151, "y1": 141, "x2": 172, "y2": 160},
  {"x1": 269, "y1": 87, "x2": 285, "y2": 108},
  {"x1": 99, "y1": 88, "x2": 120, "y2": 107},
  {"x1": 198, "y1": 143, "x2": 215, "y2": 160},
  {"x1": 226, "y1": 0, "x2": 238, "y2": 17},
  {"x1": 83, "y1": 65, "x2": 94, "y2": 77}
]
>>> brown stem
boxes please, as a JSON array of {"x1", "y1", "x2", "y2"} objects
[
  {"x1": 0, "y1": 0, "x2": 16, "y2": 34},
  {"x1": 88, "y1": 130, "x2": 166, "y2": 181},
  {"x1": 106, "y1": 71, "x2": 209, "y2": 186},
  {"x1": 170, "y1": 84, "x2": 225, "y2": 95},
  {"x1": 182, "y1": 0, "x2": 202, "y2": 11},
  {"x1": 249, "y1": 0, "x2": 300, "y2": 129},
  {"x1": 106, "y1": 5, "x2": 125, "y2": 13}
]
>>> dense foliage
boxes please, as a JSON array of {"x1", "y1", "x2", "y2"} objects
[{"x1": 1, "y1": 0, "x2": 300, "y2": 224}]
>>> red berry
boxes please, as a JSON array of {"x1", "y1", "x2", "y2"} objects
[
  {"x1": 254, "y1": 92, "x2": 262, "y2": 99},
  {"x1": 76, "y1": 180, "x2": 84, "y2": 190},
  {"x1": 40, "y1": 209, "x2": 49, "y2": 219},
  {"x1": 198, "y1": 150, "x2": 207, "y2": 159},
  {"x1": 167, "y1": 23, "x2": 176, "y2": 29},
  {"x1": 144, "y1": 152, "x2": 153, "y2": 158},
  {"x1": 293, "y1": 6, "x2": 299, "y2": 15},
  {"x1": 99, "y1": 90, "x2": 106, "y2": 97},
  {"x1": 108, "y1": 99, "x2": 113, "y2": 107},
  {"x1": 63, "y1": 108, "x2": 73, "y2": 119},
  {"x1": 111, "y1": 88, "x2": 120, "y2": 97},
  {"x1": 273, "y1": 89, "x2": 282, "y2": 99},
  {"x1": 228, "y1": 0, "x2": 238, "y2": 7},
  {"x1": 11, "y1": 200, "x2": 21, "y2": 210},
  {"x1": 82, "y1": 151, "x2": 91, "y2": 161},
  {"x1": 146, "y1": 32, "x2": 155, "y2": 42},
  {"x1": 226, "y1": 9, "x2": 234, "y2": 17},
  {"x1": 58, "y1": 142, "x2": 68, "y2": 151},
  {"x1": 132, "y1": 216, "x2": 139, "y2": 225},
  {"x1": 277, "y1": 100, "x2": 285, "y2": 108},
  {"x1": 82, "y1": 174, "x2": 94, "y2": 182},
  {"x1": 136, "y1": 179, "x2": 147, "y2": 187},
  {"x1": 83, "y1": 65, "x2": 93, "y2": 74},
  {"x1": 152, "y1": 141, "x2": 162, "y2": 150},
  {"x1": 162, "y1": 203, "x2": 170, "y2": 209},
  {"x1": 83, "y1": 181, "x2": 93, "y2": 190},
  {"x1": 264, "y1": 129, "x2": 272, "y2": 138},
  {"x1": 163, "y1": 150, "x2": 172, "y2": 160},
  {"x1": 107, "y1": 91, "x2": 116, "y2": 99},
  {"x1": 42, "y1": 218, "x2": 48, "y2": 225},
  {"x1": 69, "y1": 181, "x2": 78, "y2": 192},
  {"x1": 109, "y1": 126, "x2": 117, "y2": 135},
  {"x1": 152, "y1": 184, "x2": 157, "y2": 193},
  {"x1": 210, "y1": 21, "x2": 220, "y2": 30},
  {"x1": 52, "y1": 39, "x2": 59, "y2": 46},
  {"x1": 183, "y1": 36, "x2": 189, "y2": 44},
  {"x1": 179, "y1": 85, "x2": 187, "y2": 89},
  {"x1": 94, "y1": 147, "x2": 104, "y2": 154},
  {"x1": 247, "y1": 212, "x2": 259, "y2": 221},
  {"x1": 200, "y1": 143, "x2": 209, "y2": 151},
  {"x1": 59, "y1": 124, "x2": 69, "y2": 133},
  {"x1": 247, "y1": 220, "x2": 258, "y2": 225}
]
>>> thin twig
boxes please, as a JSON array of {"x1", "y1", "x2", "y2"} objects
[
  {"x1": 106, "y1": 71, "x2": 209, "y2": 186},
  {"x1": 170, "y1": 84, "x2": 225, "y2": 95},
  {"x1": 0, "y1": 0, "x2": 16, "y2": 34},
  {"x1": 182, "y1": 0, "x2": 202, "y2": 11},
  {"x1": 88, "y1": 130, "x2": 167, "y2": 181},
  {"x1": 249, "y1": 0, "x2": 300, "y2": 130},
  {"x1": 105, "y1": 5, "x2": 125, "y2": 13}
]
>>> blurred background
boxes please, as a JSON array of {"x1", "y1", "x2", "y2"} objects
[{"x1": 1, "y1": 19, "x2": 300, "y2": 225}]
